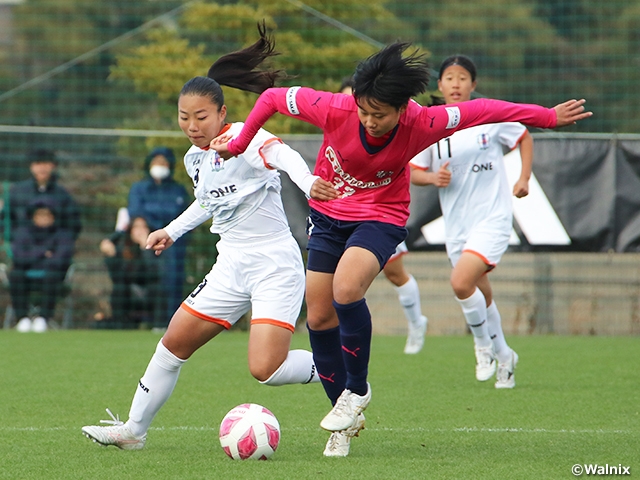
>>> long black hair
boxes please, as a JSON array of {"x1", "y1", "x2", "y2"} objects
[
  {"x1": 352, "y1": 42, "x2": 430, "y2": 110},
  {"x1": 180, "y1": 21, "x2": 286, "y2": 107}
]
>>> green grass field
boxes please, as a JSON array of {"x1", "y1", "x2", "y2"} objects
[{"x1": 1, "y1": 330, "x2": 638, "y2": 479}]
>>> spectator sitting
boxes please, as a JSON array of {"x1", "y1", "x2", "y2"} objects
[
  {"x1": 6, "y1": 148, "x2": 81, "y2": 242},
  {"x1": 127, "y1": 147, "x2": 189, "y2": 330},
  {"x1": 98, "y1": 216, "x2": 162, "y2": 330},
  {"x1": 10, "y1": 200, "x2": 74, "y2": 333}
]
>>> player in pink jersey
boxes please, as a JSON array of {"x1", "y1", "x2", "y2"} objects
[
  {"x1": 340, "y1": 76, "x2": 428, "y2": 356},
  {"x1": 213, "y1": 42, "x2": 591, "y2": 457}
]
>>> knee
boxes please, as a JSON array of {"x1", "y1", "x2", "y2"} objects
[
  {"x1": 249, "y1": 363, "x2": 277, "y2": 383},
  {"x1": 332, "y1": 283, "x2": 363, "y2": 305},
  {"x1": 306, "y1": 307, "x2": 339, "y2": 331},
  {"x1": 450, "y1": 276, "x2": 474, "y2": 300}
]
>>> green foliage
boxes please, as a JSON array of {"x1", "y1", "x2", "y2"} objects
[{"x1": 1, "y1": 332, "x2": 638, "y2": 479}]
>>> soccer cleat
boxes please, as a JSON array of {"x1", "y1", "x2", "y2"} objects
[
  {"x1": 320, "y1": 383, "x2": 371, "y2": 432},
  {"x1": 323, "y1": 413, "x2": 365, "y2": 457},
  {"x1": 404, "y1": 315, "x2": 427, "y2": 354},
  {"x1": 31, "y1": 316, "x2": 48, "y2": 333},
  {"x1": 82, "y1": 409, "x2": 146, "y2": 450},
  {"x1": 474, "y1": 344, "x2": 496, "y2": 381},
  {"x1": 495, "y1": 350, "x2": 519, "y2": 389},
  {"x1": 16, "y1": 317, "x2": 32, "y2": 333}
]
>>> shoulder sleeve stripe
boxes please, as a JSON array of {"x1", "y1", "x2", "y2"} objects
[
  {"x1": 258, "y1": 137, "x2": 284, "y2": 170},
  {"x1": 286, "y1": 86, "x2": 301, "y2": 115}
]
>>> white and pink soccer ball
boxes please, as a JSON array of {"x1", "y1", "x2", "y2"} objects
[{"x1": 219, "y1": 403, "x2": 281, "y2": 460}]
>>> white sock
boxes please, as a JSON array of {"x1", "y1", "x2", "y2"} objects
[
  {"x1": 456, "y1": 288, "x2": 492, "y2": 348},
  {"x1": 126, "y1": 340, "x2": 186, "y2": 437},
  {"x1": 486, "y1": 301, "x2": 511, "y2": 362},
  {"x1": 395, "y1": 275, "x2": 426, "y2": 327},
  {"x1": 260, "y1": 349, "x2": 320, "y2": 386}
]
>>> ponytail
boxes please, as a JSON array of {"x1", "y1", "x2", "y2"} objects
[{"x1": 207, "y1": 20, "x2": 286, "y2": 95}]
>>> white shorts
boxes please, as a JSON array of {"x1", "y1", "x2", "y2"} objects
[
  {"x1": 446, "y1": 227, "x2": 510, "y2": 269},
  {"x1": 181, "y1": 231, "x2": 305, "y2": 332},
  {"x1": 386, "y1": 241, "x2": 408, "y2": 264}
]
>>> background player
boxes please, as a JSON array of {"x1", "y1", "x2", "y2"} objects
[
  {"x1": 81, "y1": 23, "x2": 337, "y2": 450},
  {"x1": 410, "y1": 54, "x2": 533, "y2": 388},
  {"x1": 339, "y1": 75, "x2": 427, "y2": 355}
]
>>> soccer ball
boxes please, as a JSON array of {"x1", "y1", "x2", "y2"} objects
[{"x1": 219, "y1": 403, "x2": 281, "y2": 460}]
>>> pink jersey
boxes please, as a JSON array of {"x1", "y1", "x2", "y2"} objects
[{"x1": 229, "y1": 87, "x2": 556, "y2": 226}]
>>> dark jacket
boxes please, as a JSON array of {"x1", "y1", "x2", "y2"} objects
[
  {"x1": 7, "y1": 174, "x2": 82, "y2": 240},
  {"x1": 11, "y1": 223, "x2": 74, "y2": 272},
  {"x1": 104, "y1": 230, "x2": 160, "y2": 287},
  {"x1": 127, "y1": 148, "x2": 189, "y2": 231}
]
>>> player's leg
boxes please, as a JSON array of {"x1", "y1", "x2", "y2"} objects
[
  {"x1": 306, "y1": 267, "x2": 353, "y2": 403},
  {"x1": 317, "y1": 246, "x2": 380, "y2": 433},
  {"x1": 248, "y1": 324, "x2": 318, "y2": 385},
  {"x1": 82, "y1": 307, "x2": 225, "y2": 449},
  {"x1": 450, "y1": 252, "x2": 496, "y2": 381},
  {"x1": 478, "y1": 271, "x2": 518, "y2": 388},
  {"x1": 384, "y1": 251, "x2": 428, "y2": 354}
]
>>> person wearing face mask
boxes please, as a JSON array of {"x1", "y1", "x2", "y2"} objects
[{"x1": 127, "y1": 147, "x2": 190, "y2": 330}]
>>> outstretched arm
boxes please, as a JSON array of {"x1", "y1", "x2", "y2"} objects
[
  {"x1": 553, "y1": 99, "x2": 592, "y2": 127},
  {"x1": 212, "y1": 87, "x2": 334, "y2": 159},
  {"x1": 259, "y1": 139, "x2": 337, "y2": 201}
]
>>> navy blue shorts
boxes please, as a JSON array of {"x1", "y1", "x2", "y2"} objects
[{"x1": 306, "y1": 208, "x2": 408, "y2": 274}]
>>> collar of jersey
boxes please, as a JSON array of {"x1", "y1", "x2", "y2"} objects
[
  {"x1": 199, "y1": 123, "x2": 232, "y2": 151},
  {"x1": 359, "y1": 123, "x2": 399, "y2": 154}
]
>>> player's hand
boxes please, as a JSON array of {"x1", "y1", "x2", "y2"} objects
[
  {"x1": 210, "y1": 134, "x2": 233, "y2": 160},
  {"x1": 309, "y1": 178, "x2": 339, "y2": 201},
  {"x1": 435, "y1": 161, "x2": 451, "y2": 188},
  {"x1": 99, "y1": 239, "x2": 116, "y2": 257},
  {"x1": 146, "y1": 229, "x2": 174, "y2": 256},
  {"x1": 553, "y1": 99, "x2": 593, "y2": 127},
  {"x1": 513, "y1": 178, "x2": 529, "y2": 198}
]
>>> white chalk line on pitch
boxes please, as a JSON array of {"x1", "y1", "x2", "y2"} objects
[{"x1": 2, "y1": 426, "x2": 632, "y2": 434}]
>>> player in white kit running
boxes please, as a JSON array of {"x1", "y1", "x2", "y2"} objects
[
  {"x1": 410, "y1": 55, "x2": 531, "y2": 389},
  {"x1": 81, "y1": 23, "x2": 337, "y2": 450}
]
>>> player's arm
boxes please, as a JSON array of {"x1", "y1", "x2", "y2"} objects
[
  {"x1": 513, "y1": 131, "x2": 533, "y2": 198},
  {"x1": 259, "y1": 138, "x2": 337, "y2": 201},
  {"x1": 213, "y1": 87, "x2": 333, "y2": 159},
  {"x1": 409, "y1": 148, "x2": 451, "y2": 188},
  {"x1": 410, "y1": 162, "x2": 451, "y2": 188},
  {"x1": 147, "y1": 200, "x2": 211, "y2": 255}
]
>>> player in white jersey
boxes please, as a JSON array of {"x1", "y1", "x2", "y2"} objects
[
  {"x1": 410, "y1": 55, "x2": 530, "y2": 388},
  {"x1": 82, "y1": 24, "x2": 337, "y2": 450}
]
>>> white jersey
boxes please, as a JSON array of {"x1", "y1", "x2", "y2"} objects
[
  {"x1": 410, "y1": 123, "x2": 527, "y2": 243},
  {"x1": 165, "y1": 122, "x2": 317, "y2": 243}
]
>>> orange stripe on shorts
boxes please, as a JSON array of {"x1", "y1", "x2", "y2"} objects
[
  {"x1": 251, "y1": 318, "x2": 295, "y2": 332},
  {"x1": 180, "y1": 303, "x2": 232, "y2": 329}
]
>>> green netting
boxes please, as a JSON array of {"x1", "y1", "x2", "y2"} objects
[{"x1": 0, "y1": 0, "x2": 638, "y2": 330}]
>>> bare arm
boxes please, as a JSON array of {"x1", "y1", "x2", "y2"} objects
[
  {"x1": 513, "y1": 131, "x2": 533, "y2": 198},
  {"x1": 410, "y1": 162, "x2": 451, "y2": 188}
]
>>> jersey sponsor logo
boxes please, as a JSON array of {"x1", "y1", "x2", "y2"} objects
[
  {"x1": 286, "y1": 86, "x2": 301, "y2": 115},
  {"x1": 450, "y1": 162, "x2": 494, "y2": 175},
  {"x1": 445, "y1": 106, "x2": 461, "y2": 129},
  {"x1": 208, "y1": 185, "x2": 238, "y2": 198},
  {"x1": 419, "y1": 150, "x2": 571, "y2": 247},
  {"x1": 324, "y1": 146, "x2": 392, "y2": 198},
  {"x1": 376, "y1": 170, "x2": 393, "y2": 178},
  {"x1": 477, "y1": 133, "x2": 490, "y2": 150}
]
